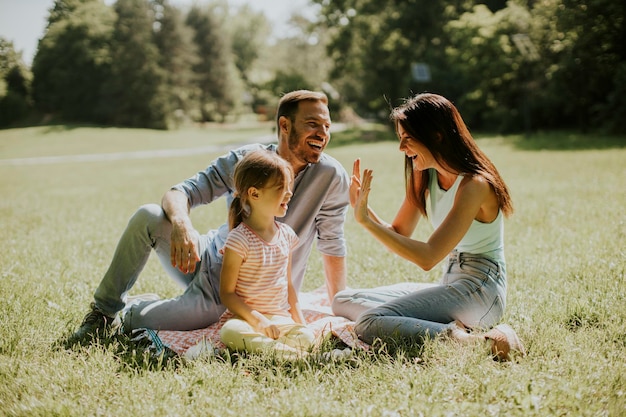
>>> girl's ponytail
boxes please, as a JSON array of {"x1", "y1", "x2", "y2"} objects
[{"x1": 228, "y1": 194, "x2": 245, "y2": 230}]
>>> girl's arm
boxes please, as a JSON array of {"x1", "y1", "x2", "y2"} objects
[
  {"x1": 286, "y1": 255, "x2": 306, "y2": 325},
  {"x1": 219, "y1": 247, "x2": 280, "y2": 339},
  {"x1": 355, "y1": 169, "x2": 490, "y2": 271}
]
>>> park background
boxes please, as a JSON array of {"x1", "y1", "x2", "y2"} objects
[
  {"x1": 1, "y1": 0, "x2": 625, "y2": 134},
  {"x1": 0, "y1": 0, "x2": 625, "y2": 416}
]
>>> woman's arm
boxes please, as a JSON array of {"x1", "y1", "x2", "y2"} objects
[
  {"x1": 355, "y1": 169, "x2": 490, "y2": 271},
  {"x1": 219, "y1": 248, "x2": 280, "y2": 339}
]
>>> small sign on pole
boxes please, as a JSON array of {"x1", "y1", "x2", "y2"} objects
[{"x1": 411, "y1": 63, "x2": 431, "y2": 82}]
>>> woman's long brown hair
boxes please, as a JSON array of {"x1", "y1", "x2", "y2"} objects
[{"x1": 390, "y1": 93, "x2": 513, "y2": 218}]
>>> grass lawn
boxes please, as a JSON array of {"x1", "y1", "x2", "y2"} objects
[{"x1": 0, "y1": 124, "x2": 624, "y2": 416}]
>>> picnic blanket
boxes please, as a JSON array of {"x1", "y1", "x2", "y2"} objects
[{"x1": 149, "y1": 287, "x2": 369, "y2": 357}]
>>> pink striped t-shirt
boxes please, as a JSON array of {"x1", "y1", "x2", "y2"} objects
[{"x1": 222, "y1": 221, "x2": 299, "y2": 317}]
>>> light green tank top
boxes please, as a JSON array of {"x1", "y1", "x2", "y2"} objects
[{"x1": 428, "y1": 169, "x2": 505, "y2": 266}]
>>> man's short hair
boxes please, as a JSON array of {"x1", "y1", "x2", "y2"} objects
[{"x1": 276, "y1": 90, "x2": 329, "y2": 131}]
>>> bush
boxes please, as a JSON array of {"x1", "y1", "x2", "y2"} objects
[{"x1": 0, "y1": 91, "x2": 30, "y2": 127}]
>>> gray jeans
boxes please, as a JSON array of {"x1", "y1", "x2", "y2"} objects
[
  {"x1": 93, "y1": 204, "x2": 226, "y2": 331},
  {"x1": 333, "y1": 252, "x2": 506, "y2": 345}
]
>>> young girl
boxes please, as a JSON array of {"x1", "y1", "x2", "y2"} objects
[
  {"x1": 333, "y1": 93, "x2": 525, "y2": 360},
  {"x1": 219, "y1": 150, "x2": 316, "y2": 355}
]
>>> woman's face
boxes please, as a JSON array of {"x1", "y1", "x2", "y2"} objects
[{"x1": 397, "y1": 124, "x2": 435, "y2": 172}]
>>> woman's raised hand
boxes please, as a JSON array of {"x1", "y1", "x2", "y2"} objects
[
  {"x1": 354, "y1": 167, "x2": 373, "y2": 225},
  {"x1": 349, "y1": 159, "x2": 362, "y2": 207}
]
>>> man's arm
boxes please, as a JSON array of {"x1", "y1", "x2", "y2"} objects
[
  {"x1": 162, "y1": 145, "x2": 262, "y2": 273},
  {"x1": 162, "y1": 189, "x2": 201, "y2": 274},
  {"x1": 322, "y1": 254, "x2": 347, "y2": 302}
]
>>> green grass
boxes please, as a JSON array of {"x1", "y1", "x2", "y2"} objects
[{"x1": 0, "y1": 125, "x2": 625, "y2": 416}]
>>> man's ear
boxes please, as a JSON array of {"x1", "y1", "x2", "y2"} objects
[{"x1": 278, "y1": 115, "x2": 291, "y2": 135}]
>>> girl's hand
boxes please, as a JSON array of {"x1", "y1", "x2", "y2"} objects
[
  {"x1": 354, "y1": 168, "x2": 373, "y2": 225},
  {"x1": 256, "y1": 317, "x2": 281, "y2": 339}
]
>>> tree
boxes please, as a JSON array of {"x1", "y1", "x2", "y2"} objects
[
  {"x1": 186, "y1": 5, "x2": 242, "y2": 122},
  {"x1": 152, "y1": 0, "x2": 198, "y2": 127},
  {"x1": 31, "y1": 0, "x2": 114, "y2": 123},
  {"x1": 236, "y1": 9, "x2": 342, "y2": 121},
  {"x1": 104, "y1": 0, "x2": 167, "y2": 129},
  {"x1": 532, "y1": 0, "x2": 626, "y2": 132},
  {"x1": 314, "y1": 0, "x2": 467, "y2": 119},
  {"x1": 444, "y1": 3, "x2": 540, "y2": 132},
  {"x1": 0, "y1": 38, "x2": 25, "y2": 82},
  {"x1": 228, "y1": 4, "x2": 271, "y2": 87},
  {"x1": 0, "y1": 38, "x2": 32, "y2": 127}
]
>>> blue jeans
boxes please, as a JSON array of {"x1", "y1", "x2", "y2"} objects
[
  {"x1": 93, "y1": 204, "x2": 226, "y2": 331},
  {"x1": 335, "y1": 252, "x2": 506, "y2": 345}
]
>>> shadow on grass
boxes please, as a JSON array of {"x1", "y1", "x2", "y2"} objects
[
  {"x1": 56, "y1": 329, "x2": 183, "y2": 372},
  {"x1": 502, "y1": 131, "x2": 626, "y2": 151},
  {"x1": 55, "y1": 327, "x2": 430, "y2": 374},
  {"x1": 331, "y1": 125, "x2": 626, "y2": 152}
]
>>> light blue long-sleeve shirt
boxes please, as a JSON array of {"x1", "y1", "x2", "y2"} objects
[{"x1": 171, "y1": 143, "x2": 350, "y2": 292}]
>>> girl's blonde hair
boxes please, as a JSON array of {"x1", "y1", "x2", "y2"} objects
[{"x1": 229, "y1": 150, "x2": 294, "y2": 230}]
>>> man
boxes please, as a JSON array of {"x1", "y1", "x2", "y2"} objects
[{"x1": 68, "y1": 90, "x2": 349, "y2": 343}]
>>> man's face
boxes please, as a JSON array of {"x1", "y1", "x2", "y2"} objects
[{"x1": 281, "y1": 100, "x2": 331, "y2": 170}]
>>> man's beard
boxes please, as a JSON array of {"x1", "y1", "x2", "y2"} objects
[{"x1": 288, "y1": 126, "x2": 322, "y2": 165}]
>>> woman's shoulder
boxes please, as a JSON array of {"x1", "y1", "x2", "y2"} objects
[
  {"x1": 458, "y1": 175, "x2": 500, "y2": 221},
  {"x1": 459, "y1": 174, "x2": 492, "y2": 192}
]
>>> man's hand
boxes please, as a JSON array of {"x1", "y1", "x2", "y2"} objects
[
  {"x1": 170, "y1": 221, "x2": 201, "y2": 274},
  {"x1": 162, "y1": 189, "x2": 201, "y2": 274}
]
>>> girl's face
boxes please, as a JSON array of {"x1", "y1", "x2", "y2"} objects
[
  {"x1": 397, "y1": 124, "x2": 435, "y2": 172},
  {"x1": 256, "y1": 177, "x2": 293, "y2": 218}
]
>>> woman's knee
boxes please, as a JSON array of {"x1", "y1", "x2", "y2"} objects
[
  {"x1": 331, "y1": 289, "x2": 356, "y2": 316},
  {"x1": 354, "y1": 310, "x2": 380, "y2": 342}
]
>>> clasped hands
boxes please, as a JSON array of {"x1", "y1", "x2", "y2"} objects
[{"x1": 252, "y1": 311, "x2": 281, "y2": 339}]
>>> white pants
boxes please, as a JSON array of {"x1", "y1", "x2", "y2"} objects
[{"x1": 220, "y1": 315, "x2": 316, "y2": 354}]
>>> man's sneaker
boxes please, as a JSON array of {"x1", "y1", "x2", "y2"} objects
[{"x1": 66, "y1": 303, "x2": 118, "y2": 346}]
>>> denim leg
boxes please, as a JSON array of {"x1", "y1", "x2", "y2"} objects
[
  {"x1": 332, "y1": 282, "x2": 436, "y2": 321},
  {"x1": 93, "y1": 204, "x2": 196, "y2": 316},
  {"x1": 355, "y1": 253, "x2": 506, "y2": 346},
  {"x1": 355, "y1": 286, "x2": 458, "y2": 345},
  {"x1": 123, "y1": 231, "x2": 225, "y2": 331}
]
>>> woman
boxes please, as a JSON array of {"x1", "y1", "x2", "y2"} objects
[{"x1": 333, "y1": 93, "x2": 525, "y2": 360}]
